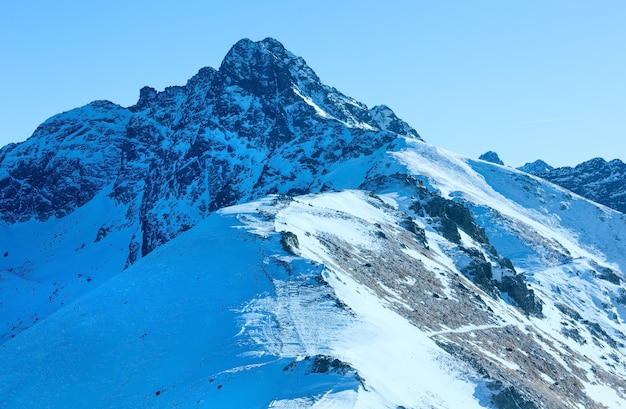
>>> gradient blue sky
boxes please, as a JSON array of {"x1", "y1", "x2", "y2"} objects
[{"x1": 1, "y1": 1, "x2": 624, "y2": 167}]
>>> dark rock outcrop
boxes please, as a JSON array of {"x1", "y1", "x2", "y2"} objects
[{"x1": 479, "y1": 151, "x2": 504, "y2": 165}]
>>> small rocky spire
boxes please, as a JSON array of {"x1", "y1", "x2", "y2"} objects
[{"x1": 479, "y1": 151, "x2": 504, "y2": 165}]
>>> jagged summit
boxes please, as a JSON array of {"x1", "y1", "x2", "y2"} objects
[
  {"x1": 0, "y1": 37, "x2": 420, "y2": 256},
  {"x1": 370, "y1": 104, "x2": 420, "y2": 138},
  {"x1": 219, "y1": 37, "x2": 303, "y2": 81}
]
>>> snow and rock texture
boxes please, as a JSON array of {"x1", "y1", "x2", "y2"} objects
[
  {"x1": 518, "y1": 159, "x2": 554, "y2": 174},
  {"x1": 520, "y1": 157, "x2": 626, "y2": 214},
  {"x1": 0, "y1": 101, "x2": 131, "y2": 222},
  {"x1": 0, "y1": 37, "x2": 420, "y2": 260},
  {"x1": 2, "y1": 38, "x2": 626, "y2": 408},
  {"x1": 478, "y1": 150, "x2": 504, "y2": 165}
]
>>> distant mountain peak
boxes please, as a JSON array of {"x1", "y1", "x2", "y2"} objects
[
  {"x1": 518, "y1": 159, "x2": 553, "y2": 174},
  {"x1": 479, "y1": 150, "x2": 504, "y2": 165},
  {"x1": 521, "y1": 156, "x2": 626, "y2": 213}
]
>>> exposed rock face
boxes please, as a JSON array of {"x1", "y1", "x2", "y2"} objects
[{"x1": 0, "y1": 101, "x2": 131, "y2": 222}]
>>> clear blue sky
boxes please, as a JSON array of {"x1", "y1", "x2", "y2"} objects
[{"x1": 1, "y1": 1, "x2": 624, "y2": 167}]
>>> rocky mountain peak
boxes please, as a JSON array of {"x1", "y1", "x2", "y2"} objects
[
  {"x1": 370, "y1": 104, "x2": 421, "y2": 139},
  {"x1": 184, "y1": 66, "x2": 218, "y2": 92},
  {"x1": 3, "y1": 38, "x2": 626, "y2": 409},
  {"x1": 219, "y1": 37, "x2": 314, "y2": 92},
  {"x1": 479, "y1": 151, "x2": 504, "y2": 165},
  {"x1": 518, "y1": 159, "x2": 553, "y2": 174},
  {"x1": 134, "y1": 86, "x2": 159, "y2": 110},
  {"x1": 0, "y1": 37, "x2": 420, "y2": 260},
  {"x1": 574, "y1": 157, "x2": 610, "y2": 174}
]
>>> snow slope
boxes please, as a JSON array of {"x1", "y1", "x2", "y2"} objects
[
  {"x1": 0, "y1": 192, "x2": 482, "y2": 408},
  {"x1": 1, "y1": 208, "x2": 361, "y2": 408}
]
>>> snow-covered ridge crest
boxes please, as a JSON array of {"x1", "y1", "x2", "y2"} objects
[
  {"x1": 4, "y1": 185, "x2": 625, "y2": 408},
  {"x1": 223, "y1": 185, "x2": 626, "y2": 407}
]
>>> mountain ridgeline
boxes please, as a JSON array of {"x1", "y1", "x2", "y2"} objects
[
  {"x1": 521, "y1": 158, "x2": 626, "y2": 214},
  {"x1": 1, "y1": 39, "x2": 626, "y2": 409},
  {"x1": 481, "y1": 153, "x2": 626, "y2": 215}
]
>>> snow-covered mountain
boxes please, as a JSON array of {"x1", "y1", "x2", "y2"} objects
[
  {"x1": 520, "y1": 157, "x2": 626, "y2": 214},
  {"x1": 518, "y1": 159, "x2": 554, "y2": 175},
  {"x1": 1, "y1": 38, "x2": 626, "y2": 409},
  {"x1": 478, "y1": 151, "x2": 504, "y2": 166}
]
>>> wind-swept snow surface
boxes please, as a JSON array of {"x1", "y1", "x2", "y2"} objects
[{"x1": 0, "y1": 210, "x2": 361, "y2": 408}]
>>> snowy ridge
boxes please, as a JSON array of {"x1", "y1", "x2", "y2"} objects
[{"x1": 3, "y1": 180, "x2": 625, "y2": 407}]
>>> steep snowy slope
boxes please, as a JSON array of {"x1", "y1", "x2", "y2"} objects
[
  {"x1": 1, "y1": 38, "x2": 626, "y2": 408},
  {"x1": 0, "y1": 185, "x2": 134, "y2": 344},
  {"x1": 391, "y1": 140, "x2": 626, "y2": 406},
  {"x1": 0, "y1": 193, "x2": 487, "y2": 409}
]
